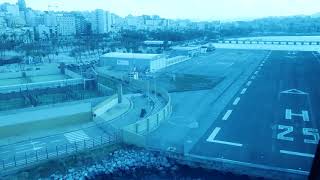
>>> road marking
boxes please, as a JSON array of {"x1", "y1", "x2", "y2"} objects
[
  {"x1": 222, "y1": 110, "x2": 233, "y2": 120},
  {"x1": 260, "y1": 64, "x2": 264, "y2": 67},
  {"x1": 240, "y1": 88, "x2": 247, "y2": 94},
  {"x1": 251, "y1": 76, "x2": 256, "y2": 80},
  {"x1": 206, "y1": 127, "x2": 221, "y2": 141},
  {"x1": 280, "y1": 150, "x2": 314, "y2": 158},
  {"x1": 254, "y1": 71, "x2": 259, "y2": 75},
  {"x1": 246, "y1": 81, "x2": 252, "y2": 87},
  {"x1": 280, "y1": 89, "x2": 308, "y2": 95},
  {"x1": 64, "y1": 130, "x2": 90, "y2": 143},
  {"x1": 206, "y1": 127, "x2": 243, "y2": 147},
  {"x1": 233, "y1": 97, "x2": 241, "y2": 105},
  {"x1": 212, "y1": 140, "x2": 243, "y2": 147},
  {"x1": 285, "y1": 109, "x2": 309, "y2": 121}
]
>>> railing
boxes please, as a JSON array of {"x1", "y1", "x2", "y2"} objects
[{"x1": 0, "y1": 132, "x2": 121, "y2": 172}]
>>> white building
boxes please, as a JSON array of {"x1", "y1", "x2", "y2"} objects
[
  {"x1": 56, "y1": 14, "x2": 76, "y2": 36},
  {"x1": 99, "y1": 52, "x2": 167, "y2": 72},
  {"x1": 90, "y1": 9, "x2": 111, "y2": 34}
]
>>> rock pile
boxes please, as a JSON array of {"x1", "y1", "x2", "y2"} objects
[{"x1": 49, "y1": 148, "x2": 178, "y2": 180}]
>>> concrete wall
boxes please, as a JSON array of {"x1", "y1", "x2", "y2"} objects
[
  {"x1": 122, "y1": 87, "x2": 172, "y2": 147},
  {"x1": 0, "y1": 102, "x2": 92, "y2": 138},
  {"x1": 65, "y1": 69, "x2": 82, "y2": 78},
  {"x1": 0, "y1": 68, "x2": 60, "y2": 80},
  {"x1": 0, "y1": 78, "x2": 83, "y2": 93},
  {"x1": 93, "y1": 94, "x2": 118, "y2": 117}
]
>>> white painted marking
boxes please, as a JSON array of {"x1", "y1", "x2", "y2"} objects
[
  {"x1": 64, "y1": 130, "x2": 90, "y2": 143},
  {"x1": 285, "y1": 109, "x2": 309, "y2": 121},
  {"x1": 233, "y1": 97, "x2": 241, "y2": 105},
  {"x1": 246, "y1": 81, "x2": 252, "y2": 87},
  {"x1": 280, "y1": 150, "x2": 314, "y2": 158},
  {"x1": 206, "y1": 127, "x2": 221, "y2": 142},
  {"x1": 254, "y1": 71, "x2": 259, "y2": 75},
  {"x1": 222, "y1": 110, "x2": 233, "y2": 120},
  {"x1": 260, "y1": 64, "x2": 264, "y2": 67},
  {"x1": 33, "y1": 147, "x2": 43, "y2": 151},
  {"x1": 240, "y1": 88, "x2": 247, "y2": 94},
  {"x1": 251, "y1": 76, "x2": 256, "y2": 80},
  {"x1": 212, "y1": 140, "x2": 243, "y2": 147},
  {"x1": 280, "y1": 89, "x2": 308, "y2": 95}
]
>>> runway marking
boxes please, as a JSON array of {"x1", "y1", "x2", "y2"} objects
[
  {"x1": 233, "y1": 97, "x2": 241, "y2": 105},
  {"x1": 246, "y1": 81, "x2": 252, "y2": 87},
  {"x1": 222, "y1": 110, "x2": 233, "y2": 120},
  {"x1": 206, "y1": 127, "x2": 243, "y2": 147},
  {"x1": 206, "y1": 127, "x2": 221, "y2": 141},
  {"x1": 285, "y1": 109, "x2": 309, "y2": 121},
  {"x1": 280, "y1": 150, "x2": 314, "y2": 158},
  {"x1": 212, "y1": 140, "x2": 243, "y2": 147},
  {"x1": 64, "y1": 130, "x2": 90, "y2": 143},
  {"x1": 251, "y1": 76, "x2": 256, "y2": 80},
  {"x1": 240, "y1": 88, "x2": 247, "y2": 94}
]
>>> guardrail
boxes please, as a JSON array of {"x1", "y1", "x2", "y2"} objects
[
  {"x1": 122, "y1": 87, "x2": 172, "y2": 147},
  {"x1": 218, "y1": 40, "x2": 320, "y2": 45},
  {"x1": 0, "y1": 78, "x2": 84, "y2": 93},
  {"x1": 0, "y1": 132, "x2": 120, "y2": 173}
]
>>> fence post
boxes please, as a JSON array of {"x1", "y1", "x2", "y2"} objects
[
  {"x1": 46, "y1": 147, "x2": 48, "y2": 159},
  {"x1": 14, "y1": 155, "x2": 16, "y2": 167},
  {"x1": 84, "y1": 139, "x2": 86, "y2": 149},
  {"x1": 36, "y1": 150, "x2": 38, "y2": 161},
  {"x1": 2, "y1": 160, "x2": 5, "y2": 169},
  {"x1": 66, "y1": 144, "x2": 68, "y2": 154},
  {"x1": 100, "y1": 136, "x2": 103, "y2": 145},
  {"x1": 92, "y1": 139, "x2": 95, "y2": 147},
  {"x1": 25, "y1": 152, "x2": 27, "y2": 164},
  {"x1": 75, "y1": 142, "x2": 78, "y2": 152},
  {"x1": 56, "y1": 146, "x2": 58, "y2": 156}
]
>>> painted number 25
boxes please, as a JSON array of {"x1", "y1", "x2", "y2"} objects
[{"x1": 277, "y1": 125, "x2": 320, "y2": 144}]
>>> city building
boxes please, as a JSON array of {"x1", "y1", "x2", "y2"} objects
[
  {"x1": 90, "y1": 9, "x2": 111, "y2": 34},
  {"x1": 56, "y1": 14, "x2": 76, "y2": 36},
  {"x1": 17, "y1": 0, "x2": 27, "y2": 11},
  {"x1": 99, "y1": 52, "x2": 167, "y2": 72}
]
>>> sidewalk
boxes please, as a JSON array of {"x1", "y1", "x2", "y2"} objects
[{"x1": 96, "y1": 96, "x2": 132, "y2": 122}]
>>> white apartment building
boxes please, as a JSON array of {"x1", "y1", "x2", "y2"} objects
[
  {"x1": 90, "y1": 9, "x2": 111, "y2": 34},
  {"x1": 56, "y1": 14, "x2": 76, "y2": 36}
]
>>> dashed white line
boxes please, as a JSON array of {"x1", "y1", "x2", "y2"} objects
[
  {"x1": 254, "y1": 71, "x2": 259, "y2": 75},
  {"x1": 222, "y1": 110, "x2": 233, "y2": 120},
  {"x1": 212, "y1": 140, "x2": 243, "y2": 147},
  {"x1": 206, "y1": 127, "x2": 221, "y2": 142},
  {"x1": 233, "y1": 97, "x2": 241, "y2": 105},
  {"x1": 240, "y1": 88, "x2": 247, "y2": 94},
  {"x1": 251, "y1": 76, "x2": 256, "y2": 80},
  {"x1": 280, "y1": 150, "x2": 314, "y2": 158},
  {"x1": 246, "y1": 81, "x2": 252, "y2": 87}
]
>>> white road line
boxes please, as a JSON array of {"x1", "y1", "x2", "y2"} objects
[
  {"x1": 64, "y1": 130, "x2": 90, "y2": 143},
  {"x1": 212, "y1": 140, "x2": 243, "y2": 147},
  {"x1": 246, "y1": 81, "x2": 252, "y2": 87},
  {"x1": 240, "y1": 88, "x2": 247, "y2": 94},
  {"x1": 254, "y1": 71, "x2": 259, "y2": 75},
  {"x1": 251, "y1": 76, "x2": 256, "y2": 80},
  {"x1": 233, "y1": 97, "x2": 241, "y2": 105},
  {"x1": 280, "y1": 150, "x2": 314, "y2": 158},
  {"x1": 206, "y1": 127, "x2": 221, "y2": 142},
  {"x1": 222, "y1": 110, "x2": 233, "y2": 120}
]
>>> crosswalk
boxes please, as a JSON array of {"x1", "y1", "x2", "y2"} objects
[{"x1": 64, "y1": 130, "x2": 90, "y2": 143}]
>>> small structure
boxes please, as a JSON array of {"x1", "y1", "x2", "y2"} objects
[
  {"x1": 99, "y1": 52, "x2": 167, "y2": 73},
  {"x1": 171, "y1": 46, "x2": 202, "y2": 57}
]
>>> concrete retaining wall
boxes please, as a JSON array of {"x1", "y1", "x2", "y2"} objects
[
  {"x1": 122, "y1": 87, "x2": 172, "y2": 147},
  {"x1": 0, "y1": 102, "x2": 92, "y2": 138},
  {"x1": 93, "y1": 94, "x2": 118, "y2": 117},
  {"x1": 0, "y1": 68, "x2": 60, "y2": 80}
]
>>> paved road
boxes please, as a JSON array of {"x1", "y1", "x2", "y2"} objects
[
  {"x1": 147, "y1": 50, "x2": 268, "y2": 150},
  {"x1": 190, "y1": 51, "x2": 320, "y2": 175}
]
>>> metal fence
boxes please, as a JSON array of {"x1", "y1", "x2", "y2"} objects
[{"x1": 0, "y1": 132, "x2": 121, "y2": 171}]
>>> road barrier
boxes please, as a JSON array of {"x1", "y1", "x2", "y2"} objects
[{"x1": 0, "y1": 131, "x2": 120, "y2": 173}]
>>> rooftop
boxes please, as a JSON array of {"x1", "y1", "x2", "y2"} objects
[
  {"x1": 101, "y1": 52, "x2": 163, "y2": 60},
  {"x1": 171, "y1": 46, "x2": 201, "y2": 51}
]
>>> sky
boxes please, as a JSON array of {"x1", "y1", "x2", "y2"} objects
[{"x1": 1, "y1": 0, "x2": 320, "y2": 21}]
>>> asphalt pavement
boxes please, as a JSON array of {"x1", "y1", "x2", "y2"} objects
[{"x1": 189, "y1": 51, "x2": 320, "y2": 176}]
